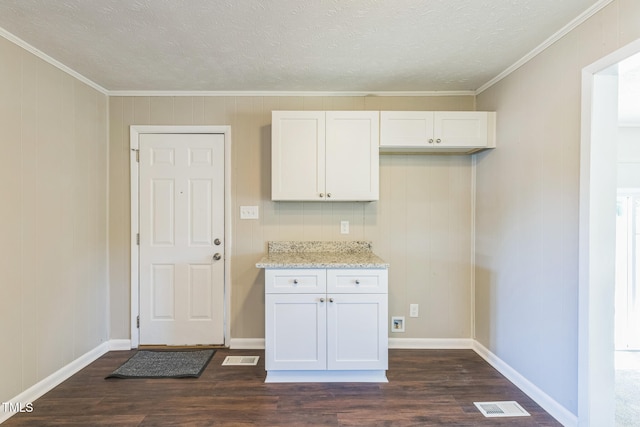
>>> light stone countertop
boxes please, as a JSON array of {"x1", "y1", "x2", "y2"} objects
[{"x1": 256, "y1": 241, "x2": 389, "y2": 269}]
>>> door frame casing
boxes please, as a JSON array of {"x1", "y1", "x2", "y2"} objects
[
  {"x1": 578, "y1": 38, "x2": 640, "y2": 425},
  {"x1": 130, "y1": 125, "x2": 232, "y2": 348}
]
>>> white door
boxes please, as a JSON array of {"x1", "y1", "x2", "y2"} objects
[{"x1": 139, "y1": 133, "x2": 225, "y2": 345}]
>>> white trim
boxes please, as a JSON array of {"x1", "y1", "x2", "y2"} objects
[
  {"x1": 0, "y1": 342, "x2": 110, "y2": 424},
  {"x1": 229, "y1": 338, "x2": 265, "y2": 349},
  {"x1": 471, "y1": 154, "x2": 478, "y2": 339},
  {"x1": 108, "y1": 90, "x2": 475, "y2": 97},
  {"x1": 0, "y1": 28, "x2": 108, "y2": 95},
  {"x1": 472, "y1": 341, "x2": 576, "y2": 427},
  {"x1": 475, "y1": 0, "x2": 615, "y2": 95},
  {"x1": 578, "y1": 38, "x2": 640, "y2": 427},
  {"x1": 108, "y1": 339, "x2": 133, "y2": 351},
  {"x1": 388, "y1": 338, "x2": 473, "y2": 349},
  {"x1": 265, "y1": 370, "x2": 387, "y2": 383},
  {"x1": 129, "y1": 125, "x2": 232, "y2": 348}
]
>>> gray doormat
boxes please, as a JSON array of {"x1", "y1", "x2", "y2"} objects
[{"x1": 105, "y1": 349, "x2": 215, "y2": 379}]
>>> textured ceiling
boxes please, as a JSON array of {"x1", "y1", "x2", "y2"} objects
[{"x1": 0, "y1": 0, "x2": 603, "y2": 92}]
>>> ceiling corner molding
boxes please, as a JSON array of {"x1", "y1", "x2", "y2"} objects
[
  {"x1": 0, "y1": 27, "x2": 108, "y2": 96},
  {"x1": 475, "y1": 0, "x2": 615, "y2": 95},
  {"x1": 107, "y1": 90, "x2": 476, "y2": 97}
]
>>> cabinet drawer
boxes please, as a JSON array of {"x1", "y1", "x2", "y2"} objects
[
  {"x1": 327, "y1": 269, "x2": 388, "y2": 293},
  {"x1": 265, "y1": 269, "x2": 327, "y2": 293}
]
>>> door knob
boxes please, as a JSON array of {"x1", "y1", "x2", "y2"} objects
[
  {"x1": 213, "y1": 253, "x2": 222, "y2": 261},
  {"x1": 214, "y1": 238, "x2": 221, "y2": 246}
]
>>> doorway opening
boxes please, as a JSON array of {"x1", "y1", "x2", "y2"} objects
[
  {"x1": 614, "y1": 51, "x2": 640, "y2": 425},
  {"x1": 580, "y1": 41, "x2": 640, "y2": 426}
]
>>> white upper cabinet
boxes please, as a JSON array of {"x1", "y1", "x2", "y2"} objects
[
  {"x1": 379, "y1": 111, "x2": 496, "y2": 154},
  {"x1": 272, "y1": 111, "x2": 379, "y2": 201}
]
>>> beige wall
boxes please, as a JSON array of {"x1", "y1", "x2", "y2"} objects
[
  {"x1": 475, "y1": 0, "x2": 640, "y2": 415},
  {"x1": 0, "y1": 37, "x2": 108, "y2": 403},
  {"x1": 108, "y1": 95, "x2": 476, "y2": 340}
]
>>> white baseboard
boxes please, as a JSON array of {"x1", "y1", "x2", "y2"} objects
[
  {"x1": 0, "y1": 341, "x2": 110, "y2": 424},
  {"x1": 389, "y1": 338, "x2": 473, "y2": 349},
  {"x1": 472, "y1": 341, "x2": 577, "y2": 427},
  {"x1": 229, "y1": 338, "x2": 265, "y2": 349},
  {"x1": 108, "y1": 339, "x2": 132, "y2": 351}
]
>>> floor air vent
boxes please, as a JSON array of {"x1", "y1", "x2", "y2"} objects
[
  {"x1": 473, "y1": 401, "x2": 530, "y2": 418},
  {"x1": 221, "y1": 356, "x2": 260, "y2": 366}
]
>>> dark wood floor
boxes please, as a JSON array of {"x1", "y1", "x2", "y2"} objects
[{"x1": 3, "y1": 349, "x2": 561, "y2": 426}]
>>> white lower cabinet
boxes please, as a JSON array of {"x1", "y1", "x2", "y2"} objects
[{"x1": 264, "y1": 268, "x2": 388, "y2": 382}]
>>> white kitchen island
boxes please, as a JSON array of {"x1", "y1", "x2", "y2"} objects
[{"x1": 256, "y1": 241, "x2": 389, "y2": 383}]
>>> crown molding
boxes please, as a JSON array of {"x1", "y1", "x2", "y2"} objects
[
  {"x1": 107, "y1": 90, "x2": 476, "y2": 97},
  {"x1": 475, "y1": 0, "x2": 615, "y2": 95},
  {"x1": 0, "y1": 27, "x2": 109, "y2": 95}
]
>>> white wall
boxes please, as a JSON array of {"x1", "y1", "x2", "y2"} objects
[
  {"x1": 0, "y1": 36, "x2": 109, "y2": 404},
  {"x1": 475, "y1": 0, "x2": 640, "y2": 416}
]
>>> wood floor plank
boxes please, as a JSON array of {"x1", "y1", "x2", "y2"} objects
[{"x1": 2, "y1": 349, "x2": 562, "y2": 426}]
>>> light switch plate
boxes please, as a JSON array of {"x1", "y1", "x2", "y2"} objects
[
  {"x1": 410, "y1": 304, "x2": 419, "y2": 318},
  {"x1": 240, "y1": 206, "x2": 259, "y2": 219},
  {"x1": 340, "y1": 220, "x2": 349, "y2": 234}
]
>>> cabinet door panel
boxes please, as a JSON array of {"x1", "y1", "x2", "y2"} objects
[
  {"x1": 325, "y1": 111, "x2": 379, "y2": 201},
  {"x1": 265, "y1": 293, "x2": 327, "y2": 370},
  {"x1": 379, "y1": 111, "x2": 434, "y2": 147},
  {"x1": 271, "y1": 111, "x2": 325, "y2": 200},
  {"x1": 327, "y1": 294, "x2": 388, "y2": 370},
  {"x1": 434, "y1": 111, "x2": 489, "y2": 147}
]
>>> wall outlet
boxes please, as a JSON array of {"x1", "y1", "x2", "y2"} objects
[
  {"x1": 410, "y1": 304, "x2": 419, "y2": 318},
  {"x1": 391, "y1": 316, "x2": 405, "y2": 332},
  {"x1": 340, "y1": 220, "x2": 349, "y2": 234},
  {"x1": 240, "y1": 206, "x2": 259, "y2": 219}
]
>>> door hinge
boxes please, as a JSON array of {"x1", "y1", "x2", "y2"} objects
[
  {"x1": 132, "y1": 148, "x2": 139, "y2": 162},
  {"x1": 136, "y1": 233, "x2": 140, "y2": 245},
  {"x1": 136, "y1": 315, "x2": 140, "y2": 329}
]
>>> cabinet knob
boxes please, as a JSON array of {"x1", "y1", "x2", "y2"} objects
[
  {"x1": 355, "y1": 279, "x2": 360, "y2": 285},
  {"x1": 293, "y1": 279, "x2": 298, "y2": 284},
  {"x1": 319, "y1": 193, "x2": 324, "y2": 198},
  {"x1": 428, "y1": 138, "x2": 434, "y2": 144},
  {"x1": 329, "y1": 298, "x2": 334, "y2": 303},
  {"x1": 436, "y1": 138, "x2": 441, "y2": 144},
  {"x1": 320, "y1": 298, "x2": 325, "y2": 303},
  {"x1": 327, "y1": 193, "x2": 331, "y2": 198}
]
